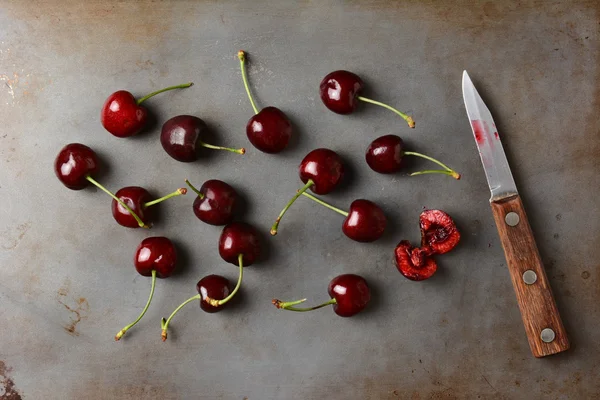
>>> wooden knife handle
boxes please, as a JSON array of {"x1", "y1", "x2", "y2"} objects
[{"x1": 490, "y1": 195, "x2": 569, "y2": 357}]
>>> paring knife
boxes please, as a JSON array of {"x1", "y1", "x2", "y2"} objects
[{"x1": 462, "y1": 71, "x2": 569, "y2": 358}]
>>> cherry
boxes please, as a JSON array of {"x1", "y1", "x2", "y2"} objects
[
  {"x1": 185, "y1": 179, "x2": 237, "y2": 226},
  {"x1": 271, "y1": 148, "x2": 344, "y2": 235},
  {"x1": 111, "y1": 186, "x2": 187, "y2": 228},
  {"x1": 101, "y1": 83, "x2": 193, "y2": 138},
  {"x1": 197, "y1": 275, "x2": 232, "y2": 313},
  {"x1": 134, "y1": 236, "x2": 178, "y2": 278},
  {"x1": 55, "y1": 143, "x2": 148, "y2": 228},
  {"x1": 395, "y1": 240, "x2": 438, "y2": 281},
  {"x1": 160, "y1": 274, "x2": 233, "y2": 341},
  {"x1": 115, "y1": 237, "x2": 177, "y2": 340},
  {"x1": 299, "y1": 193, "x2": 386, "y2": 243},
  {"x1": 319, "y1": 70, "x2": 415, "y2": 128},
  {"x1": 343, "y1": 199, "x2": 387, "y2": 242},
  {"x1": 366, "y1": 135, "x2": 460, "y2": 179},
  {"x1": 420, "y1": 209, "x2": 461, "y2": 254},
  {"x1": 273, "y1": 274, "x2": 370, "y2": 317},
  {"x1": 219, "y1": 222, "x2": 261, "y2": 266},
  {"x1": 55, "y1": 143, "x2": 99, "y2": 190},
  {"x1": 238, "y1": 51, "x2": 292, "y2": 153},
  {"x1": 160, "y1": 115, "x2": 245, "y2": 162}
]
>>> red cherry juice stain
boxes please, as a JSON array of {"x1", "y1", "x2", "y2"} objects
[
  {"x1": 472, "y1": 120, "x2": 486, "y2": 144},
  {"x1": 494, "y1": 131, "x2": 499, "y2": 139}
]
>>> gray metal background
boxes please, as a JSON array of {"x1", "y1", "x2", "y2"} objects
[{"x1": 0, "y1": 1, "x2": 598, "y2": 399}]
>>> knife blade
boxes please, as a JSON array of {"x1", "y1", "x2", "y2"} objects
[{"x1": 462, "y1": 71, "x2": 569, "y2": 358}]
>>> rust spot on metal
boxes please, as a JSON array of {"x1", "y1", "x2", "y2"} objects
[
  {"x1": 56, "y1": 283, "x2": 89, "y2": 336},
  {"x1": 581, "y1": 271, "x2": 590, "y2": 279},
  {"x1": 0, "y1": 361, "x2": 22, "y2": 400},
  {"x1": 0, "y1": 223, "x2": 30, "y2": 250}
]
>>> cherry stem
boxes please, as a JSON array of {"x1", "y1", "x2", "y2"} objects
[
  {"x1": 206, "y1": 254, "x2": 243, "y2": 307},
  {"x1": 357, "y1": 96, "x2": 415, "y2": 128},
  {"x1": 184, "y1": 179, "x2": 204, "y2": 199},
  {"x1": 403, "y1": 151, "x2": 461, "y2": 180},
  {"x1": 144, "y1": 188, "x2": 187, "y2": 208},
  {"x1": 85, "y1": 176, "x2": 149, "y2": 228},
  {"x1": 238, "y1": 50, "x2": 259, "y2": 114},
  {"x1": 198, "y1": 140, "x2": 245, "y2": 155},
  {"x1": 270, "y1": 179, "x2": 314, "y2": 235},
  {"x1": 300, "y1": 192, "x2": 349, "y2": 217},
  {"x1": 272, "y1": 297, "x2": 337, "y2": 312},
  {"x1": 161, "y1": 293, "x2": 201, "y2": 341},
  {"x1": 115, "y1": 270, "x2": 156, "y2": 341},
  {"x1": 136, "y1": 82, "x2": 193, "y2": 105},
  {"x1": 409, "y1": 170, "x2": 461, "y2": 179}
]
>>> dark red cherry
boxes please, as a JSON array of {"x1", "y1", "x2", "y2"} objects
[
  {"x1": 54, "y1": 143, "x2": 99, "y2": 190},
  {"x1": 342, "y1": 199, "x2": 387, "y2": 242},
  {"x1": 246, "y1": 107, "x2": 292, "y2": 153},
  {"x1": 218, "y1": 222, "x2": 261, "y2": 266},
  {"x1": 366, "y1": 135, "x2": 405, "y2": 174},
  {"x1": 197, "y1": 275, "x2": 232, "y2": 313},
  {"x1": 187, "y1": 179, "x2": 237, "y2": 226},
  {"x1": 328, "y1": 274, "x2": 371, "y2": 317},
  {"x1": 101, "y1": 91, "x2": 148, "y2": 138},
  {"x1": 112, "y1": 187, "x2": 154, "y2": 228},
  {"x1": 271, "y1": 150, "x2": 345, "y2": 236},
  {"x1": 366, "y1": 135, "x2": 460, "y2": 178},
  {"x1": 161, "y1": 115, "x2": 206, "y2": 162},
  {"x1": 319, "y1": 70, "x2": 364, "y2": 115},
  {"x1": 161, "y1": 115, "x2": 245, "y2": 162},
  {"x1": 395, "y1": 240, "x2": 438, "y2": 281},
  {"x1": 101, "y1": 83, "x2": 192, "y2": 138},
  {"x1": 299, "y1": 148, "x2": 345, "y2": 195},
  {"x1": 116, "y1": 236, "x2": 180, "y2": 340},
  {"x1": 420, "y1": 210, "x2": 461, "y2": 254},
  {"x1": 134, "y1": 237, "x2": 177, "y2": 278},
  {"x1": 273, "y1": 274, "x2": 370, "y2": 317},
  {"x1": 237, "y1": 51, "x2": 292, "y2": 154}
]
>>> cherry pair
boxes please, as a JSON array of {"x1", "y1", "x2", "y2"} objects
[
  {"x1": 270, "y1": 148, "x2": 386, "y2": 243},
  {"x1": 54, "y1": 143, "x2": 186, "y2": 228},
  {"x1": 101, "y1": 83, "x2": 246, "y2": 161},
  {"x1": 395, "y1": 210, "x2": 461, "y2": 281},
  {"x1": 161, "y1": 221, "x2": 261, "y2": 341}
]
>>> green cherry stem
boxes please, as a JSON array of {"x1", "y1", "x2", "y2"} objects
[
  {"x1": 270, "y1": 179, "x2": 314, "y2": 236},
  {"x1": 85, "y1": 176, "x2": 149, "y2": 228},
  {"x1": 272, "y1": 297, "x2": 337, "y2": 312},
  {"x1": 115, "y1": 270, "x2": 156, "y2": 341},
  {"x1": 409, "y1": 170, "x2": 460, "y2": 178},
  {"x1": 136, "y1": 82, "x2": 194, "y2": 105},
  {"x1": 206, "y1": 254, "x2": 243, "y2": 307},
  {"x1": 161, "y1": 293, "x2": 201, "y2": 341},
  {"x1": 238, "y1": 50, "x2": 259, "y2": 114},
  {"x1": 300, "y1": 192, "x2": 349, "y2": 217},
  {"x1": 357, "y1": 96, "x2": 415, "y2": 128},
  {"x1": 198, "y1": 140, "x2": 245, "y2": 155},
  {"x1": 144, "y1": 188, "x2": 187, "y2": 208},
  {"x1": 403, "y1": 151, "x2": 461, "y2": 180},
  {"x1": 184, "y1": 179, "x2": 204, "y2": 199}
]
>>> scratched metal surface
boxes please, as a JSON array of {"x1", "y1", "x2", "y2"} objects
[{"x1": 0, "y1": 1, "x2": 598, "y2": 399}]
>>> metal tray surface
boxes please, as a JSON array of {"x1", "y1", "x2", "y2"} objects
[{"x1": 0, "y1": 1, "x2": 598, "y2": 399}]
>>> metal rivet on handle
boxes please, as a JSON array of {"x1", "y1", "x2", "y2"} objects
[
  {"x1": 541, "y1": 328, "x2": 556, "y2": 343},
  {"x1": 523, "y1": 270, "x2": 538, "y2": 285},
  {"x1": 505, "y1": 212, "x2": 520, "y2": 226}
]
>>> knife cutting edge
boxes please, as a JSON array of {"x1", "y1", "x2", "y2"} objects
[{"x1": 462, "y1": 71, "x2": 569, "y2": 357}]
